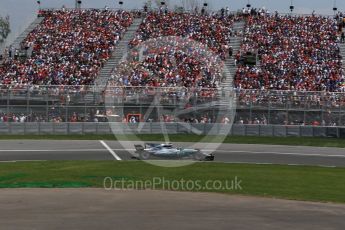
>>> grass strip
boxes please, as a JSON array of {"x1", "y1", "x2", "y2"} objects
[{"x1": 0, "y1": 161, "x2": 344, "y2": 203}]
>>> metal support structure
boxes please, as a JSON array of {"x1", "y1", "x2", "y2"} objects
[
  {"x1": 75, "y1": 0, "x2": 82, "y2": 9},
  {"x1": 290, "y1": 0, "x2": 294, "y2": 13}
]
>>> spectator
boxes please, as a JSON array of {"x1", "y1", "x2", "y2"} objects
[
  {"x1": 235, "y1": 14, "x2": 345, "y2": 92},
  {"x1": 0, "y1": 9, "x2": 133, "y2": 86},
  {"x1": 108, "y1": 11, "x2": 244, "y2": 92}
]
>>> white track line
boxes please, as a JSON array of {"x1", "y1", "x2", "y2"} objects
[
  {"x1": 99, "y1": 141, "x2": 122, "y2": 161},
  {"x1": 0, "y1": 149, "x2": 106, "y2": 152},
  {"x1": 209, "y1": 150, "x2": 345, "y2": 158},
  {"x1": 217, "y1": 161, "x2": 338, "y2": 168},
  {"x1": 0, "y1": 148, "x2": 135, "y2": 152},
  {"x1": 0, "y1": 160, "x2": 47, "y2": 163}
]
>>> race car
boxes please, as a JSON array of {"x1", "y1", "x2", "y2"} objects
[{"x1": 134, "y1": 143, "x2": 214, "y2": 161}]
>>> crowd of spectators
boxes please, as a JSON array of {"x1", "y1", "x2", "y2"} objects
[
  {"x1": 0, "y1": 108, "x2": 114, "y2": 123},
  {"x1": 2, "y1": 107, "x2": 344, "y2": 126},
  {"x1": 129, "y1": 11, "x2": 238, "y2": 57},
  {"x1": 109, "y1": 39, "x2": 224, "y2": 92},
  {"x1": 235, "y1": 14, "x2": 345, "y2": 92},
  {"x1": 236, "y1": 89, "x2": 345, "y2": 113},
  {"x1": 107, "y1": 11, "x2": 242, "y2": 91},
  {"x1": 0, "y1": 9, "x2": 133, "y2": 86},
  {"x1": 0, "y1": 8, "x2": 344, "y2": 92},
  {"x1": 0, "y1": 107, "x2": 231, "y2": 124}
]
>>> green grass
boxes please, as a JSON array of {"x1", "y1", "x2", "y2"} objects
[
  {"x1": 0, "y1": 161, "x2": 345, "y2": 203},
  {"x1": 0, "y1": 134, "x2": 344, "y2": 148}
]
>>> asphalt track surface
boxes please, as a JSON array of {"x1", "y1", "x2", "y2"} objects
[
  {"x1": 0, "y1": 189, "x2": 344, "y2": 230},
  {"x1": 0, "y1": 140, "x2": 345, "y2": 167}
]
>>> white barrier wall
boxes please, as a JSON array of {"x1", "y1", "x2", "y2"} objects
[{"x1": 0, "y1": 123, "x2": 344, "y2": 138}]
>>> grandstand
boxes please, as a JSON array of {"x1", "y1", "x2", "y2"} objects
[{"x1": 0, "y1": 7, "x2": 345, "y2": 127}]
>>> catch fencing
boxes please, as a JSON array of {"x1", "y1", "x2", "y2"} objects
[{"x1": 2, "y1": 87, "x2": 345, "y2": 126}]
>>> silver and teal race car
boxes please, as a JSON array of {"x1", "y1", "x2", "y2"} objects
[{"x1": 134, "y1": 143, "x2": 214, "y2": 161}]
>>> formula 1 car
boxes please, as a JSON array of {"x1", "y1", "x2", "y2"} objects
[{"x1": 134, "y1": 143, "x2": 214, "y2": 161}]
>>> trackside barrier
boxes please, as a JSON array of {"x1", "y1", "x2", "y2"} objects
[{"x1": 0, "y1": 123, "x2": 344, "y2": 138}]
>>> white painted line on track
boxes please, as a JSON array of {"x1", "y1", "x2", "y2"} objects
[
  {"x1": 0, "y1": 149, "x2": 107, "y2": 152},
  {"x1": 317, "y1": 165, "x2": 337, "y2": 168},
  {"x1": 209, "y1": 150, "x2": 345, "y2": 158},
  {"x1": 0, "y1": 160, "x2": 47, "y2": 163},
  {"x1": 216, "y1": 161, "x2": 338, "y2": 168},
  {"x1": 99, "y1": 141, "x2": 122, "y2": 161}
]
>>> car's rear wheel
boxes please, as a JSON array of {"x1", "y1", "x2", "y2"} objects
[{"x1": 140, "y1": 151, "x2": 151, "y2": 160}]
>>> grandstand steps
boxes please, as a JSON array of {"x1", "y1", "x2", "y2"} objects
[
  {"x1": 11, "y1": 17, "x2": 44, "y2": 51},
  {"x1": 232, "y1": 21, "x2": 246, "y2": 34},
  {"x1": 217, "y1": 20, "x2": 245, "y2": 102},
  {"x1": 94, "y1": 18, "x2": 142, "y2": 88},
  {"x1": 340, "y1": 43, "x2": 345, "y2": 69},
  {"x1": 84, "y1": 18, "x2": 142, "y2": 104},
  {"x1": 220, "y1": 23, "x2": 245, "y2": 86},
  {"x1": 256, "y1": 59, "x2": 261, "y2": 69},
  {"x1": 339, "y1": 28, "x2": 345, "y2": 69}
]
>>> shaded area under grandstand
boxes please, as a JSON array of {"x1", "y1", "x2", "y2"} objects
[{"x1": 0, "y1": 140, "x2": 344, "y2": 167}]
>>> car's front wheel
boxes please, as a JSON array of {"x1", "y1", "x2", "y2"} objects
[{"x1": 193, "y1": 151, "x2": 205, "y2": 161}]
